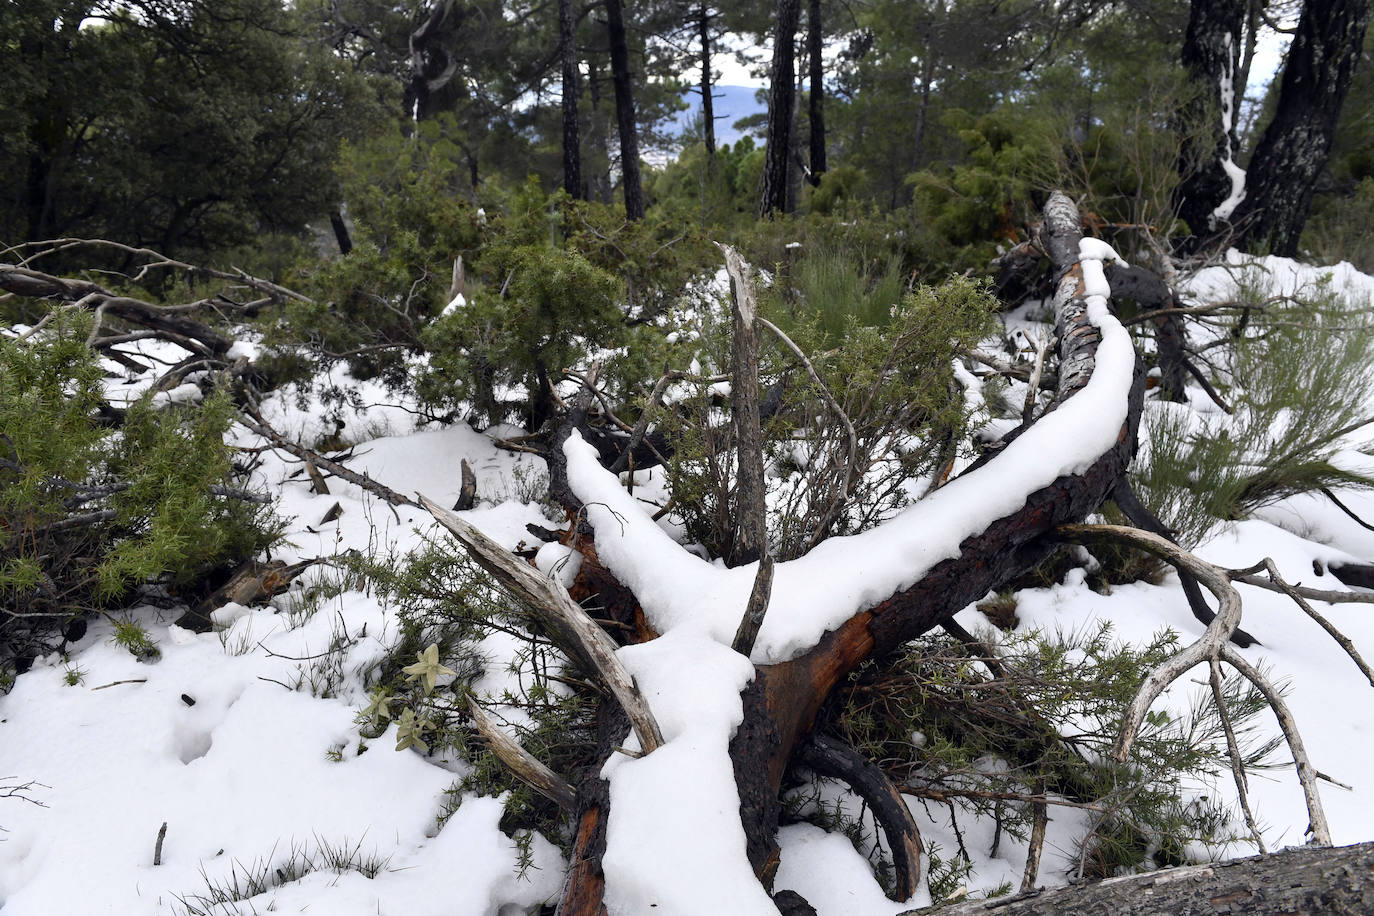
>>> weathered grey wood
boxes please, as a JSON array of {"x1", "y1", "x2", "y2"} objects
[
  {"x1": 904, "y1": 841, "x2": 1374, "y2": 915},
  {"x1": 419, "y1": 495, "x2": 664, "y2": 755},
  {"x1": 721, "y1": 244, "x2": 768, "y2": 568},
  {"x1": 468, "y1": 697, "x2": 577, "y2": 811}
]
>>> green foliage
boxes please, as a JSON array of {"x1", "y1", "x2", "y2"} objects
[
  {"x1": 110, "y1": 618, "x2": 161, "y2": 663},
  {"x1": 666, "y1": 273, "x2": 997, "y2": 560},
  {"x1": 1130, "y1": 274, "x2": 1374, "y2": 549},
  {"x1": 830, "y1": 623, "x2": 1275, "y2": 882},
  {"x1": 1302, "y1": 177, "x2": 1374, "y2": 274},
  {"x1": 0, "y1": 0, "x2": 382, "y2": 259},
  {"x1": 0, "y1": 317, "x2": 281, "y2": 660},
  {"x1": 173, "y1": 836, "x2": 391, "y2": 915}
]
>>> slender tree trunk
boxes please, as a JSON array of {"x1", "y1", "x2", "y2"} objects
[
  {"x1": 760, "y1": 0, "x2": 802, "y2": 217},
  {"x1": 806, "y1": 0, "x2": 826, "y2": 182},
  {"x1": 559, "y1": 0, "x2": 583, "y2": 198},
  {"x1": 329, "y1": 210, "x2": 352, "y2": 256},
  {"x1": 604, "y1": 0, "x2": 644, "y2": 220},
  {"x1": 699, "y1": 2, "x2": 716, "y2": 157},
  {"x1": 1174, "y1": 0, "x2": 1246, "y2": 239},
  {"x1": 1231, "y1": 0, "x2": 1372, "y2": 256},
  {"x1": 586, "y1": 58, "x2": 614, "y2": 205}
]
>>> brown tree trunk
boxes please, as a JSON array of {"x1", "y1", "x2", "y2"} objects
[
  {"x1": 1231, "y1": 0, "x2": 1372, "y2": 256},
  {"x1": 604, "y1": 0, "x2": 644, "y2": 221},
  {"x1": 760, "y1": 0, "x2": 802, "y2": 217}
]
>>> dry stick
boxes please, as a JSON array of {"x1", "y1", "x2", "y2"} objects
[
  {"x1": 303, "y1": 455, "x2": 330, "y2": 496},
  {"x1": 1020, "y1": 332, "x2": 1052, "y2": 425},
  {"x1": 607, "y1": 370, "x2": 729, "y2": 476},
  {"x1": 730, "y1": 555, "x2": 775, "y2": 657},
  {"x1": 419, "y1": 495, "x2": 663, "y2": 755},
  {"x1": 1219, "y1": 644, "x2": 1332, "y2": 845},
  {"x1": 1020, "y1": 779, "x2": 1048, "y2": 892},
  {"x1": 238, "y1": 405, "x2": 419, "y2": 510},
  {"x1": 1320, "y1": 487, "x2": 1374, "y2": 533},
  {"x1": 1228, "y1": 571, "x2": 1374, "y2": 605},
  {"x1": 755, "y1": 315, "x2": 860, "y2": 553},
  {"x1": 718, "y1": 243, "x2": 767, "y2": 567},
  {"x1": 467, "y1": 697, "x2": 577, "y2": 811},
  {"x1": 1210, "y1": 657, "x2": 1266, "y2": 854},
  {"x1": 1257, "y1": 559, "x2": 1374, "y2": 689},
  {"x1": 90, "y1": 678, "x2": 148, "y2": 691},
  {"x1": 153, "y1": 822, "x2": 168, "y2": 866}
]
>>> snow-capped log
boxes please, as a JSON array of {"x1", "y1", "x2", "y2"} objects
[{"x1": 544, "y1": 191, "x2": 1144, "y2": 914}]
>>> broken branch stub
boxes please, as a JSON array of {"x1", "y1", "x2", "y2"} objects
[
  {"x1": 418, "y1": 495, "x2": 663, "y2": 755},
  {"x1": 467, "y1": 696, "x2": 577, "y2": 812}
]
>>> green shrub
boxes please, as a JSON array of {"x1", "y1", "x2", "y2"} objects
[
  {"x1": 665, "y1": 274, "x2": 997, "y2": 560},
  {"x1": 1130, "y1": 273, "x2": 1374, "y2": 550},
  {"x1": 0, "y1": 316, "x2": 281, "y2": 662}
]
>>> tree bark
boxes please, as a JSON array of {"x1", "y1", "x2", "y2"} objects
[
  {"x1": 908, "y1": 841, "x2": 1374, "y2": 916},
  {"x1": 604, "y1": 0, "x2": 644, "y2": 221},
  {"x1": 760, "y1": 0, "x2": 802, "y2": 217},
  {"x1": 559, "y1": 0, "x2": 583, "y2": 198},
  {"x1": 806, "y1": 0, "x2": 826, "y2": 183},
  {"x1": 1231, "y1": 0, "x2": 1372, "y2": 256},
  {"x1": 1174, "y1": 0, "x2": 1246, "y2": 239}
]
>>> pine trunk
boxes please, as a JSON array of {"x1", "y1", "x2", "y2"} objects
[
  {"x1": 604, "y1": 0, "x2": 644, "y2": 221},
  {"x1": 549, "y1": 193, "x2": 1144, "y2": 911},
  {"x1": 1174, "y1": 0, "x2": 1245, "y2": 239},
  {"x1": 559, "y1": 0, "x2": 582, "y2": 199},
  {"x1": 1231, "y1": 0, "x2": 1372, "y2": 256},
  {"x1": 699, "y1": 3, "x2": 716, "y2": 157},
  {"x1": 807, "y1": 0, "x2": 826, "y2": 182},
  {"x1": 760, "y1": 0, "x2": 802, "y2": 217}
]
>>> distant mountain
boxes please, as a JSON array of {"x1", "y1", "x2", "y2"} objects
[{"x1": 669, "y1": 84, "x2": 767, "y2": 150}]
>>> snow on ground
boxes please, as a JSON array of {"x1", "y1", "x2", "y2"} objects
[{"x1": 5, "y1": 252, "x2": 1374, "y2": 914}]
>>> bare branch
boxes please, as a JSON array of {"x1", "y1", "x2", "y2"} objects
[
  {"x1": 467, "y1": 697, "x2": 577, "y2": 811},
  {"x1": 419, "y1": 495, "x2": 663, "y2": 755}
]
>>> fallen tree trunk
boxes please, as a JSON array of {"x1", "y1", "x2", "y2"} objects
[
  {"x1": 536, "y1": 192, "x2": 1145, "y2": 913},
  {"x1": 908, "y1": 841, "x2": 1374, "y2": 916}
]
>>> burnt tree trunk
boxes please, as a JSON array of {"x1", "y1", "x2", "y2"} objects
[
  {"x1": 760, "y1": 0, "x2": 802, "y2": 217},
  {"x1": 912, "y1": 840, "x2": 1374, "y2": 916},
  {"x1": 1174, "y1": 0, "x2": 1246, "y2": 240},
  {"x1": 604, "y1": 0, "x2": 644, "y2": 221},
  {"x1": 559, "y1": 0, "x2": 583, "y2": 199},
  {"x1": 1230, "y1": 0, "x2": 1372, "y2": 256},
  {"x1": 549, "y1": 193, "x2": 1143, "y2": 912}
]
